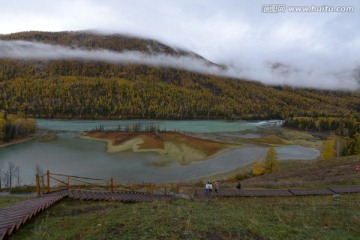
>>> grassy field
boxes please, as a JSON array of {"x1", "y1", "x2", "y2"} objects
[
  {"x1": 0, "y1": 196, "x2": 30, "y2": 208},
  {"x1": 7, "y1": 193, "x2": 360, "y2": 240},
  {"x1": 192, "y1": 155, "x2": 360, "y2": 188},
  {"x1": 241, "y1": 155, "x2": 360, "y2": 189}
]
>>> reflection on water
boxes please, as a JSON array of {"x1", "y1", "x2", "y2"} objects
[
  {"x1": 36, "y1": 119, "x2": 263, "y2": 133},
  {"x1": 0, "y1": 119, "x2": 319, "y2": 184}
]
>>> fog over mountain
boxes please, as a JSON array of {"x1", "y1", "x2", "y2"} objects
[
  {"x1": 0, "y1": 0, "x2": 359, "y2": 90},
  {"x1": 0, "y1": 39, "x2": 225, "y2": 75},
  {"x1": 1, "y1": 38, "x2": 359, "y2": 90}
]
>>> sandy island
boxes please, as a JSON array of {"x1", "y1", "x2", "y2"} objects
[{"x1": 81, "y1": 131, "x2": 238, "y2": 165}]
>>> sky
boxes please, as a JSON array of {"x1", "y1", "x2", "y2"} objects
[{"x1": 0, "y1": 0, "x2": 359, "y2": 90}]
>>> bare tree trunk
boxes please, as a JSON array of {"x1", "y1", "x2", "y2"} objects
[
  {"x1": 4, "y1": 172, "x2": 9, "y2": 188},
  {"x1": 0, "y1": 159, "x2": 3, "y2": 189},
  {"x1": 34, "y1": 164, "x2": 44, "y2": 176},
  {"x1": 7, "y1": 162, "x2": 15, "y2": 188},
  {"x1": 15, "y1": 166, "x2": 21, "y2": 186}
]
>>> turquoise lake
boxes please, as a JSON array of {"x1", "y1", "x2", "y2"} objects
[{"x1": 0, "y1": 119, "x2": 319, "y2": 184}]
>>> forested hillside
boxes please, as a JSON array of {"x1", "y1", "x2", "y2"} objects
[{"x1": 0, "y1": 31, "x2": 359, "y2": 120}]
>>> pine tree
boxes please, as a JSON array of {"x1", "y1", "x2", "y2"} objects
[
  {"x1": 321, "y1": 139, "x2": 336, "y2": 160},
  {"x1": 264, "y1": 146, "x2": 279, "y2": 173}
]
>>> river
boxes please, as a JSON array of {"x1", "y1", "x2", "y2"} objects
[{"x1": 0, "y1": 119, "x2": 319, "y2": 184}]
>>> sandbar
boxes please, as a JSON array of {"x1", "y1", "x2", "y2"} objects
[{"x1": 81, "y1": 131, "x2": 237, "y2": 165}]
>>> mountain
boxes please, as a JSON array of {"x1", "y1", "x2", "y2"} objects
[
  {"x1": 0, "y1": 31, "x2": 185, "y2": 55},
  {"x1": 0, "y1": 31, "x2": 223, "y2": 69},
  {"x1": 0, "y1": 31, "x2": 359, "y2": 120}
]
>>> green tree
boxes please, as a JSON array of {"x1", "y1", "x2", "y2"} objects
[
  {"x1": 0, "y1": 112, "x2": 6, "y2": 141},
  {"x1": 264, "y1": 146, "x2": 279, "y2": 173},
  {"x1": 354, "y1": 133, "x2": 360, "y2": 155},
  {"x1": 341, "y1": 137, "x2": 355, "y2": 156}
]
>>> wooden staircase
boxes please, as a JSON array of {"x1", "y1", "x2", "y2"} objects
[
  {"x1": 0, "y1": 189, "x2": 172, "y2": 239},
  {"x1": 0, "y1": 192, "x2": 66, "y2": 240},
  {"x1": 67, "y1": 189, "x2": 171, "y2": 202}
]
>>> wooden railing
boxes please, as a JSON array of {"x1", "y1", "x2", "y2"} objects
[{"x1": 36, "y1": 170, "x2": 196, "y2": 196}]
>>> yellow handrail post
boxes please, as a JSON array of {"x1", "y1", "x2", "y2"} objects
[
  {"x1": 164, "y1": 187, "x2": 167, "y2": 196},
  {"x1": 177, "y1": 185, "x2": 180, "y2": 194},
  {"x1": 36, "y1": 174, "x2": 40, "y2": 196},
  {"x1": 110, "y1": 178, "x2": 114, "y2": 193},
  {"x1": 67, "y1": 176, "x2": 70, "y2": 188},
  {"x1": 47, "y1": 170, "x2": 51, "y2": 193},
  {"x1": 41, "y1": 176, "x2": 45, "y2": 194}
]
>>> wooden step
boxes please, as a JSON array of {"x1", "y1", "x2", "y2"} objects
[{"x1": 0, "y1": 193, "x2": 67, "y2": 240}]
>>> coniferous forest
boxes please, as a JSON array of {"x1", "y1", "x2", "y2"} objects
[{"x1": 0, "y1": 31, "x2": 359, "y2": 123}]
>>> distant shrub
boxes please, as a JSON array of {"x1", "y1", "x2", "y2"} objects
[
  {"x1": 9, "y1": 185, "x2": 36, "y2": 194},
  {"x1": 234, "y1": 171, "x2": 253, "y2": 181}
]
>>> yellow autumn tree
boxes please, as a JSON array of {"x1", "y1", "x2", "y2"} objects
[
  {"x1": 0, "y1": 111, "x2": 5, "y2": 141},
  {"x1": 252, "y1": 160, "x2": 266, "y2": 175},
  {"x1": 321, "y1": 139, "x2": 336, "y2": 160},
  {"x1": 264, "y1": 146, "x2": 279, "y2": 173}
]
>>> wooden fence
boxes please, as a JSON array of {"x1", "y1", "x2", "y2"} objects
[{"x1": 36, "y1": 170, "x2": 196, "y2": 196}]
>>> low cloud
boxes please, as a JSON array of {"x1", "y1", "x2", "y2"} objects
[
  {"x1": 0, "y1": 1, "x2": 359, "y2": 90},
  {"x1": 0, "y1": 39, "x2": 359, "y2": 90},
  {"x1": 0, "y1": 40, "x2": 225, "y2": 75}
]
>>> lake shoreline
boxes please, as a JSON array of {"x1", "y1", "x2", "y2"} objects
[
  {"x1": 1, "y1": 119, "x2": 322, "y2": 184},
  {"x1": 0, "y1": 129, "x2": 51, "y2": 149},
  {"x1": 0, "y1": 136, "x2": 36, "y2": 148}
]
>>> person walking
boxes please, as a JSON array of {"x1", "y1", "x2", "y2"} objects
[
  {"x1": 209, "y1": 182, "x2": 213, "y2": 194},
  {"x1": 213, "y1": 180, "x2": 219, "y2": 194},
  {"x1": 205, "y1": 182, "x2": 209, "y2": 194},
  {"x1": 236, "y1": 181, "x2": 242, "y2": 190}
]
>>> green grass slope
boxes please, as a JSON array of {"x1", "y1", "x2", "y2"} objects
[{"x1": 9, "y1": 194, "x2": 360, "y2": 240}]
